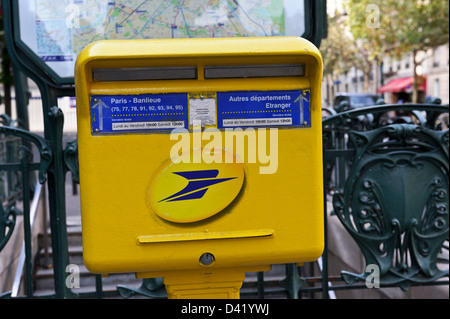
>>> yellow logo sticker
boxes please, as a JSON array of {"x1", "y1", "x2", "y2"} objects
[{"x1": 148, "y1": 149, "x2": 245, "y2": 223}]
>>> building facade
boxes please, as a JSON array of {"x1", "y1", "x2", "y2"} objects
[
  {"x1": 322, "y1": 43, "x2": 449, "y2": 108},
  {"x1": 323, "y1": 0, "x2": 449, "y2": 107}
]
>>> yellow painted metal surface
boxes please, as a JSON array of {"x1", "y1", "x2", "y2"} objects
[
  {"x1": 139, "y1": 266, "x2": 271, "y2": 299},
  {"x1": 137, "y1": 229, "x2": 274, "y2": 244},
  {"x1": 75, "y1": 37, "x2": 324, "y2": 286}
]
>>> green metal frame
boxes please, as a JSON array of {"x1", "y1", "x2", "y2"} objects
[
  {"x1": 0, "y1": 126, "x2": 52, "y2": 298},
  {"x1": 334, "y1": 124, "x2": 448, "y2": 290},
  {"x1": 7, "y1": 0, "x2": 327, "y2": 86},
  {"x1": 319, "y1": 104, "x2": 449, "y2": 297},
  {"x1": 1, "y1": 0, "x2": 76, "y2": 299},
  {"x1": 303, "y1": 0, "x2": 327, "y2": 48},
  {"x1": 6, "y1": 0, "x2": 445, "y2": 300},
  {"x1": 0, "y1": 0, "x2": 327, "y2": 299}
]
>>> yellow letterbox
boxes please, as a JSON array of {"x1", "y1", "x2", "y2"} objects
[{"x1": 75, "y1": 37, "x2": 323, "y2": 298}]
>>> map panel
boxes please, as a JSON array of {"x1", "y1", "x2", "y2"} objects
[
  {"x1": 70, "y1": 0, "x2": 286, "y2": 56},
  {"x1": 18, "y1": 0, "x2": 305, "y2": 79}
]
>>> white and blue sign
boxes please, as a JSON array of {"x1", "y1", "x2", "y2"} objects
[
  {"x1": 217, "y1": 90, "x2": 310, "y2": 128},
  {"x1": 91, "y1": 90, "x2": 310, "y2": 134},
  {"x1": 90, "y1": 93, "x2": 189, "y2": 134}
]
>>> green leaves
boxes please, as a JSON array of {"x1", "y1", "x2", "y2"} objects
[
  {"x1": 345, "y1": 0, "x2": 449, "y2": 59},
  {"x1": 321, "y1": 0, "x2": 449, "y2": 97}
]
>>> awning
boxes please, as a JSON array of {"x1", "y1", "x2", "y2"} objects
[{"x1": 378, "y1": 76, "x2": 426, "y2": 93}]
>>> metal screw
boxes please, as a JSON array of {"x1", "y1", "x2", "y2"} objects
[
  {"x1": 302, "y1": 91, "x2": 308, "y2": 97},
  {"x1": 199, "y1": 253, "x2": 215, "y2": 266}
]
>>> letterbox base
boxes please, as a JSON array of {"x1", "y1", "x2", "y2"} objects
[{"x1": 137, "y1": 265, "x2": 271, "y2": 299}]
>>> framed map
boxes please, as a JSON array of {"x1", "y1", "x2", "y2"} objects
[{"x1": 17, "y1": 0, "x2": 307, "y2": 81}]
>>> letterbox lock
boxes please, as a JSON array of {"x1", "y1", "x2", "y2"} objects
[{"x1": 200, "y1": 253, "x2": 215, "y2": 266}]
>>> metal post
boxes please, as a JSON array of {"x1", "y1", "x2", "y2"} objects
[
  {"x1": 40, "y1": 85, "x2": 72, "y2": 299},
  {"x1": 1, "y1": 0, "x2": 72, "y2": 299},
  {"x1": 20, "y1": 148, "x2": 33, "y2": 298},
  {"x1": 257, "y1": 272, "x2": 265, "y2": 299},
  {"x1": 13, "y1": 67, "x2": 30, "y2": 130}
]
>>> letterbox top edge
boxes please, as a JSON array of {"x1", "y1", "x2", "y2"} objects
[{"x1": 75, "y1": 37, "x2": 322, "y2": 71}]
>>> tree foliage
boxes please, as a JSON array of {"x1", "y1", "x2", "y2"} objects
[
  {"x1": 321, "y1": 14, "x2": 354, "y2": 77},
  {"x1": 346, "y1": 0, "x2": 449, "y2": 58},
  {"x1": 324, "y1": 0, "x2": 449, "y2": 101},
  {"x1": 321, "y1": 11, "x2": 378, "y2": 92}
]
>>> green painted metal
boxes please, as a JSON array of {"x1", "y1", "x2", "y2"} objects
[
  {"x1": 1, "y1": 0, "x2": 74, "y2": 298},
  {"x1": 284, "y1": 264, "x2": 306, "y2": 299},
  {"x1": 302, "y1": 0, "x2": 327, "y2": 49},
  {"x1": 3, "y1": 0, "x2": 447, "y2": 299},
  {"x1": 0, "y1": 0, "x2": 328, "y2": 299},
  {"x1": 0, "y1": 206, "x2": 17, "y2": 251},
  {"x1": 117, "y1": 278, "x2": 168, "y2": 299},
  {"x1": 6, "y1": 0, "x2": 327, "y2": 86},
  {"x1": 7, "y1": 0, "x2": 76, "y2": 87},
  {"x1": 12, "y1": 67, "x2": 31, "y2": 130},
  {"x1": 0, "y1": 126, "x2": 52, "y2": 298},
  {"x1": 322, "y1": 104, "x2": 449, "y2": 295},
  {"x1": 63, "y1": 140, "x2": 79, "y2": 184},
  {"x1": 334, "y1": 124, "x2": 448, "y2": 290}
]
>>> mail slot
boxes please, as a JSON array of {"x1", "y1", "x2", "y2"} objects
[{"x1": 75, "y1": 37, "x2": 324, "y2": 294}]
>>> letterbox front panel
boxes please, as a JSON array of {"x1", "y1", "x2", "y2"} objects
[{"x1": 75, "y1": 37, "x2": 324, "y2": 275}]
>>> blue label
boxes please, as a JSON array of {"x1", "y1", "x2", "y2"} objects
[
  {"x1": 90, "y1": 93, "x2": 188, "y2": 133},
  {"x1": 217, "y1": 90, "x2": 310, "y2": 128}
]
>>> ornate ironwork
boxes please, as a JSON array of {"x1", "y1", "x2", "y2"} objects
[
  {"x1": 0, "y1": 126, "x2": 52, "y2": 184},
  {"x1": 117, "y1": 278, "x2": 167, "y2": 299},
  {"x1": 0, "y1": 206, "x2": 18, "y2": 251},
  {"x1": 63, "y1": 139, "x2": 79, "y2": 183},
  {"x1": 332, "y1": 124, "x2": 449, "y2": 291},
  {"x1": 0, "y1": 126, "x2": 52, "y2": 281}
]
